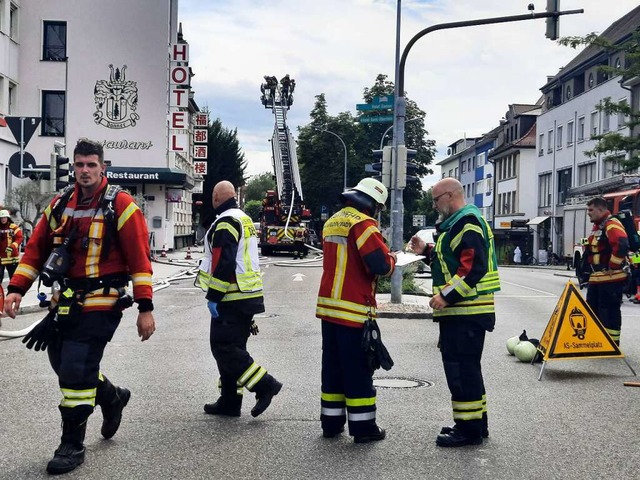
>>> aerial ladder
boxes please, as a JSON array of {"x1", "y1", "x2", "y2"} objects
[{"x1": 258, "y1": 75, "x2": 310, "y2": 256}]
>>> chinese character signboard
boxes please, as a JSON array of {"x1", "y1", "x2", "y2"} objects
[{"x1": 194, "y1": 161, "x2": 207, "y2": 176}]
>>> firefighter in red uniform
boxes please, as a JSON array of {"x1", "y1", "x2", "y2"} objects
[
  {"x1": 584, "y1": 196, "x2": 629, "y2": 344},
  {"x1": 316, "y1": 177, "x2": 396, "y2": 443},
  {"x1": 0, "y1": 209, "x2": 23, "y2": 281},
  {"x1": 4, "y1": 139, "x2": 155, "y2": 475}
]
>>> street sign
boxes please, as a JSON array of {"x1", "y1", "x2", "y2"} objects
[
  {"x1": 412, "y1": 215, "x2": 426, "y2": 227},
  {"x1": 358, "y1": 115, "x2": 394, "y2": 124},
  {"x1": 356, "y1": 103, "x2": 394, "y2": 111},
  {"x1": 8, "y1": 151, "x2": 37, "y2": 178},
  {"x1": 373, "y1": 95, "x2": 394, "y2": 104},
  {"x1": 5, "y1": 116, "x2": 41, "y2": 147}
]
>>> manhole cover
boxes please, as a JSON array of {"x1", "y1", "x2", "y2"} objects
[{"x1": 373, "y1": 377, "x2": 433, "y2": 389}]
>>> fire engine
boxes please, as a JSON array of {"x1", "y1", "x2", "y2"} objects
[
  {"x1": 565, "y1": 181, "x2": 640, "y2": 275},
  {"x1": 258, "y1": 76, "x2": 311, "y2": 256}
]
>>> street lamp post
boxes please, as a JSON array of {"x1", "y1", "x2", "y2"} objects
[
  {"x1": 380, "y1": 117, "x2": 419, "y2": 150},
  {"x1": 315, "y1": 128, "x2": 348, "y2": 191}
]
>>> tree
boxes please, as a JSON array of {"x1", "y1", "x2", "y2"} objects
[
  {"x1": 297, "y1": 75, "x2": 436, "y2": 239},
  {"x1": 244, "y1": 200, "x2": 262, "y2": 221},
  {"x1": 4, "y1": 181, "x2": 55, "y2": 237},
  {"x1": 200, "y1": 118, "x2": 248, "y2": 225},
  {"x1": 559, "y1": 30, "x2": 640, "y2": 169},
  {"x1": 244, "y1": 172, "x2": 276, "y2": 203}
]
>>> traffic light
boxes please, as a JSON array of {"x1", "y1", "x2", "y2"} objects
[
  {"x1": 370, "y1": 146, "x2": 392, "y2": 189},
  {"x1": 395, "y1": 146, "x2": 419, "y2": 188},
  {"x1": 545, "y1": 0, "x2": 560, "y2": 40},
  {"x1": 55, "y1": 154, "x2": 70, "y2": 190}
]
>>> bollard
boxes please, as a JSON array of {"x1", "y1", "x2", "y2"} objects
[{"x1": 185, "y1": 246, "x2": 192, "y2": 260}]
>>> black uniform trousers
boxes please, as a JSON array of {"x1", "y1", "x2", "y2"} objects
[
  {"x1": 587, "y1": 280, "x2": 624, "y2": 344},
  {"x1": 209, "y1": 303, "x2": 273, "y2": 406},
  {"x1": 47, "y1": 310, "x2": 122, "y2": 424},
  {"x1": 320, "y1": 321, "x2": 378, "y2": 437},
  {"x1": 439, "y1": 318, "x2": 488, "y2": 439},
  {"x1": 0, "y1": 262, "x2": 18, "y2": 281}
]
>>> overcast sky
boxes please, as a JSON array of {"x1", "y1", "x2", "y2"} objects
[{"x1": 179, "y1": 0, "x2": 639, "y2": 189}]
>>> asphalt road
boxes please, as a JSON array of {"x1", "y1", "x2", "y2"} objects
[{"x1": 1, "y1": 262, "x2": 640, "y2": 479}]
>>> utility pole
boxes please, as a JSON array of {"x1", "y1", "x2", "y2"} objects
[{"x1": 388, "y1": 4, "x2": 583, "y2": 303}]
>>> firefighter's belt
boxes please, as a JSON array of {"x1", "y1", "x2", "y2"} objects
[{"x1": 63, "y1": 273, "x2": 130, "y2": 293}]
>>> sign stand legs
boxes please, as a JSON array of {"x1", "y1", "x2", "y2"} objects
[
  {"x1": 537, "y1": 361, "x2": 547, "y2": 381},
  {"x1": 623, "y1": 357, "x2": 637, "y2": 376}
]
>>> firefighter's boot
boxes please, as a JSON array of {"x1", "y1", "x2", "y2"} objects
[
  {"x1": 97, "y1": 376, "x2": 131, "y2": 439},
  {"x1": 250, "y1": 374, "x2": 282, "y2": 417},
  {"x1": 204, "y1": 377, "x2": 242, "y2": 416},
  {"x1": 46, "y1": 418, "x2": 87, "y2": 474}
]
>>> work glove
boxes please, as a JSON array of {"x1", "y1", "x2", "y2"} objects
[
  {"x1": 22, "y1": 308, "x2": 58, "y2": 352},
  {"x1": 250, "y1": 320, "x2": 259, "y2": 336},
  {"x1": 361, "y1": 319, "x2": 394, "y2": 372},
  {"x1": 207, "y1": 301, "x2": 219, "y2": 318}
]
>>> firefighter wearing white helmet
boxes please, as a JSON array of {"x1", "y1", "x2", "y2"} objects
[
  {"x1": 316, "y1": 177, "x2": 396, "y2": 443},
  {"x1": 0, "y1": 209, "x2": 23, "y2": 282}
]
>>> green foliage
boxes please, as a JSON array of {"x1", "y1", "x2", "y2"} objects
[
  {"x1": 244, "y1": 172, "x2": 276, "y2": 203},
  {"x1": 297, "y1": 74, "x2": 436, "y2": 232},
  {"x1": 4, "y1": 181, "x2": 55, "y2": 234},
  {"x1": 244, "y1": 200, "x2": 262, "y2": 221},
  {"x1": 200, "y1": 118, "x2": 248, "y2": 222},
  {"x1": 376, "y1": 265, "x2": 425, "y2": 295},
  {"x1": 559, "y1": 30, "x2": 640, "y2": 169}
]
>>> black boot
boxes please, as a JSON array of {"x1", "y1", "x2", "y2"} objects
[
  {"x1": 436, "y1": 427, "x2": 483, "y2": 447},
  {"x1": 251, "y1": 375, "x2": 283, "y2": 417},
  {"x1": 46, "y1": 419, "x2": 87, "y2": 474},
  {"x1": 99, "y1": 382, "x2": 131, "y2": 439},
  {"x1": 354, "y1": 426, "x2": 386, "y2": 444},
  {"x1": 440, "y1": 423, "x2": 489, "y2": 438},
  {"x1": 204, "y1": 399, "x2": 242, "y2": 417}
]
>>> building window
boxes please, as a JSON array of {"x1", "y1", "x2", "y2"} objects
[
  {"x1": 539, "y1": 133, "x2": 544, "y2": 156},
  {"x1": 547, "y1": 130, "x2": 553, "y2": 153},
  {"x1": 577, "y1": 116, "x2": 585, "y2": 142},
  {"x1": 539, "y1": 173, "x2": 552, "y2": 207},
  {"x1": 41, "y1": 90, "x2": 65, "y2": 136},
  {"x1": 454, "y1": 167, "x2": 459, "y2": 178},
  {"x1": 476, "y1": 153, "x2": 484, "y2": 167},
  {"x1": 567, "y1": 121, "x2": 574, "y2": 146},
  {"x1": 9, "y1": 2, "x2": 17, "y2": 39},
  {"x1": 43, "y1": 21, "x2": 67, "y2": 61},
  {"x1": 578, "y1": 163, "x2": 596, "y2": 186},
  {"x1": 566, "y1": 85, "x2": 572, "y2": 100},
  {"x1": 556, "y1": 125, "x2": 563, "y2": 150},
  {"x1": 602, "y1": 111, "x2": 610, "y2": 133},
  {"x1": 615, "y1": 57, "x2": 621, "y2": 69},
  {"x1": 618, "y1": 99, "x2": 628, "y2": 129},
  {"x1": 8, "y1": 82, "x2": 16, "y2": 114},
  {"x1": 588, "y1": 73, "x2": 594, "y2": 88},
  {"x1": 557, "y1": 168, "x2": 572, "y2": 205},
  {"x1": 461, "y1": 160, "x2": 465, "y2": 173},
  {"x1": 590, "y1": 111, "x2": 598, "y2": 137},
  {"x1": 604, "y1": 157, "x2": 623, "y2": 178}
]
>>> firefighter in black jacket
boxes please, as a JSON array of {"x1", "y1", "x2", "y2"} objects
[{"x1": 197, "y1": 181, "x2": 282, "y2": 417}]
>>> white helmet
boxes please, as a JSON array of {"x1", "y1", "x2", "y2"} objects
[
  {"x1": 351, "y1": 178, "x2": 388, "y2": 207},
  {"x1": 0, "y1": 210, "x2": 10, "y2": 218}
]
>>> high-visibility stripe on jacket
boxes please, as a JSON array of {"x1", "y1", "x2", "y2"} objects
[
  {"x1": 0, "y1": 222, "x2": 22, "y2": 265},
  {"x1": 431, "y1": 205, "x2": 500, "y2": 319},
  {"x1": 198, "y1": 207, "x2": 263, "y2": 302},
  {"x1": 316, "y1": 206, "x2": 395, "y2": 328},
  {"x1": 9, "y1": 177, "x2": 153, "y2": 311},
  {"x1": 587, "y1": 215, "x2": 629, "y2": 284}
]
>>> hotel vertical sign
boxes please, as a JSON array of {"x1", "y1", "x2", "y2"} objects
[{"x1": 169, "y1": 43, "x2": 189, "y2": 153}]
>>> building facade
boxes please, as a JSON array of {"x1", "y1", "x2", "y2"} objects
[{"x1": 3, "y1": 0, "x2": 202, "y2": 250}]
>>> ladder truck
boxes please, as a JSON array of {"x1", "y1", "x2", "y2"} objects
[{"x1": 258, "y1": 75, "x2": 311, "y2": 256}]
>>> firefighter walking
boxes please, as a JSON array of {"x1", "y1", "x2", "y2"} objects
[
  {"x1": 584, "y1": 196, "x2": 629, "y2": 344},
  {"x1": 0, "y1": 209, "x2": 23, "y2": 282},
  {"x1": 316, "y1": 178, "x2": 396, "y2": 443},
  {"x1": 4, "y1": 139, "x2": 156, "y2": 475},
  {"x1": 198, "y1": 180, "x2": 282, "y2": 418},
  {"x1": 410, "y1": 178, "x2": 500, "y2": 447}
]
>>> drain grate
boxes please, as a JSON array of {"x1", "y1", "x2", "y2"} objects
[{"x1": 373, "y1": 377, "x2": 434, "y2": 389}]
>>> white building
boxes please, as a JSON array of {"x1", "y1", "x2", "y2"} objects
[
  {"x1": 3, "y1": 0, "x2": 203, "y2": 250},
  {"x1": 536, "y1": 5, "x2": 640, "y2": 257}
]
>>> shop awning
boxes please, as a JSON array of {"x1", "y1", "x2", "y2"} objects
[{"x1": 526, "y1": 216, "x2": 550, "y2": 226}]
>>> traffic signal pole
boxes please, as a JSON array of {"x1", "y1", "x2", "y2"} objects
[{"x1": 389, "y1": 4, "x2": 583, "y2": 303}]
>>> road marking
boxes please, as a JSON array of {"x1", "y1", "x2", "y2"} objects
[
  {"x1": 500, "y1": 280, "x2": 558, "y2": 296},
  {"x1": 292, "y1": 273, "x2": 305, "y2": 282}
]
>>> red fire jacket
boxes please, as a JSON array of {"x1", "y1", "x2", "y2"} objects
[
  {"x1": 0, "y1": 221, "x2": 23, "y2": 265},
  {"x1": 586, "y1": 213, "x2": 628, "y2": 284},
  {"x1": 9, "y1": 178, "x2": 153, "y2": 311},
  {"x1": 316, "y1": 206, "x2": 395, "y2": 328}
]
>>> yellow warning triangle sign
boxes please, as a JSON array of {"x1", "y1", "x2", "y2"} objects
[{"x1": 537, "y1": 281, "x2": 623, "y2": 360}]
